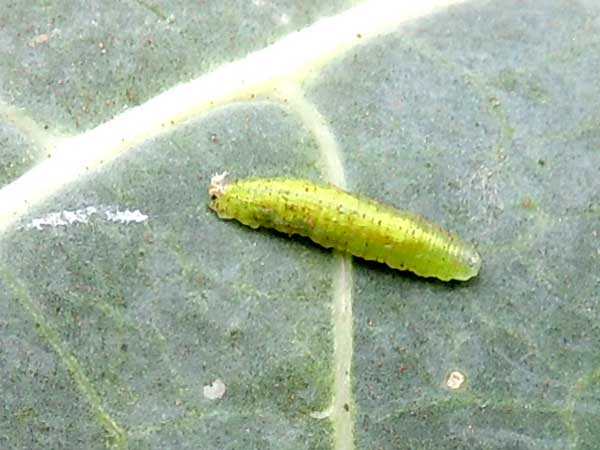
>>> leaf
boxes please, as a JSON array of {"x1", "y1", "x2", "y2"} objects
[{"x1": 1, "y1": 1, "x2": 600, "y2": 449}]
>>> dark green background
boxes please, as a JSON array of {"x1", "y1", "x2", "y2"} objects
[{"x1": 1, "y1": 1, "x2": 599, "y2": 449}]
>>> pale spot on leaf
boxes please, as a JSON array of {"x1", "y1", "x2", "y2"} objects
[
  {"x1": 29, "y1": 34, "x2": 49, "y2": 47},
  {"x1": 203, "y1": 379, "x2": 226, "y2": 400},
  {"x1": 446, "y1": 371, "x2": 466, "y2": 390}
]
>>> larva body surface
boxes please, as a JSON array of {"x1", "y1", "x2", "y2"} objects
[{"x1": 209, "y1": 174, "x2": 481, "y2": 281}]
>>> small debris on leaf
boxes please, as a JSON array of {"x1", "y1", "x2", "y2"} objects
[
  {"x1": 446, "y1": 371, "x2": 466, "y2": 390},
  {"x1": 29, "y1": 34, "x2": 49, "y2": 47},
  {"x1": 203, "y1": 379, "x2": 226, "y2": 400}
]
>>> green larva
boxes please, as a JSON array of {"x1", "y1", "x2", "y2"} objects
[{"x1": 208, "y1": 173, "x2": 481, "y2": 281}]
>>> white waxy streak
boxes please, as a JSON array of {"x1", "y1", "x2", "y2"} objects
[
  {"x1": 0, "y1": 0, "x2": 468, "y2": 234},
  {"x1": 26, "y1": 206, "x2": 98, "y2": 230},
  {"x1": 105, "y1": 209, "x2": 149, "y2": 224},
  {"x1": 23, "y1": 206, "x2": 148, "y2": 230}
]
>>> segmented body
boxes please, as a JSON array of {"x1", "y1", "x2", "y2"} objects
[{"x1": 209, "y1": 174, "x2": 481, "y2": 281}]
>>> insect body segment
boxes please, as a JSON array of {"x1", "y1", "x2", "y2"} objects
[{"x1": 209, "y1": 174, "x2": 481, "y2": 281}]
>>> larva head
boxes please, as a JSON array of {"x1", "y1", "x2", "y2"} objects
[
  {"x1": 208, "y1": 172, "x2": 233, "y2": 218},
  {"x1": 208, "y1": 171, "x2": 229, "y2": 198}
]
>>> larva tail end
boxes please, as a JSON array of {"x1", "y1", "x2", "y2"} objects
[
  {"x1": 458, "y1": 248, "x2": 482, "y2": 281},
  {"x1": 209, "y1": 171, "x2": 229, "y2": 198}
]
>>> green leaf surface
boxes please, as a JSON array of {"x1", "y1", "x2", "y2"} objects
[{"x1": 1, "y1": 1, "x2": 599, "y2": 449}]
